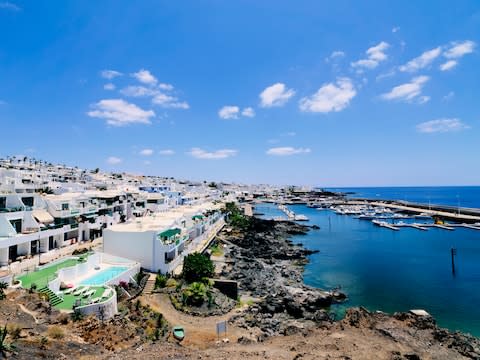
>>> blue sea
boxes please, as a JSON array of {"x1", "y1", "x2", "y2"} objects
[
  {"x1": 255, "y1": 191, "x2": 480, "y2": 337},
  {"x1": 325, "y1": 186, "x2": 480, "y2": 209}
]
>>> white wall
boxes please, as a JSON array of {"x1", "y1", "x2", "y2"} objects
[{"x1": 103, "y1": 229, "x2": 157, "y2": 271}]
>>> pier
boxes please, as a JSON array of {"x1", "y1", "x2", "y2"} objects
[
  {"x1": 372, "y1": 220, "x2": 399, "y2": 231},
  {"x1": 278, "y1": 204, "x2": 309, "y2": 221}
]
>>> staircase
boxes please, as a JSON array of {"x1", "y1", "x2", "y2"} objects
[
  {"x1": 143, "y1": 273, "x2": 157, "y2": 295},
  {"x1": 38, "y1": 286, "x2": 63, "y2": 307}
]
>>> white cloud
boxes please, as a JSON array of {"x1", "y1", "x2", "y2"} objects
[
  {"x1": 266, "y1": 147, "x2": 311, "y2": 156},
  {"x1": 106, "y1": 156, "x2": 122, "y2": 165},
  {"x1": 189, "y1": 148, "x2": 238, "y2": 160},
  {"x1": 299, "y1": 77, "x2": 356, "y2": 113},
  {"x1": 87, "y1": 99, "x2": 155, "y2": 126},
  {"x1": 439, "y1": 60, "x2": 458, "y2": 71},
  {"x1": 351, "y1": 41, "x2": 390, "y2": 71},
  {"x1": 444, "y1": 40, "x2": 476, "y2": 59},
  {"x1": 132, "y1": 69, "x2": 157, "y2": 85},
  {"x1": 283, "y1": 132, "x2": 296, "y2": 137},
  {"x1": 152, "y1": 93, "x2": 189, "y2": 109},
  {"x1": 416, "y1": 118, "x2": 469, "y2": 133},
  {"x1": 241, "y1": 107, "x2": 255, "y2": 117},
  {"x1": 101, "y1": 70, "x2": 122, "y2": 79},
  {"x1": 143, "y1": 160, "x2": 151, "y2": 165},
  {"x1": 158, "y1": 83, "x2": 174, "y2": 91},
  {"x1": 442, "y1": 91, "x2": 455, "y2": 102},
  {"x1": 399, "y1": 47, "x2": 442, "y2": 72},
  {"x1": 259, "y1": 83, "x2": 295, "y2": 107},
  {"x1": 159, "y1": 149, "x2": 175, "y2": 156},
  {"x1": 121, "y1": 85, "x2": 158, "y2": 97},
  {"x1": 0, "y1": 2, "x2": 21, "y2": 11},
  {"x1": 326, "y1": 50, "x2": 345, "y2": 62},
  {"x1": 381, "y1": 76, "x2": 429, "y2": 102},
  {"x1": 392, "y1": 27, "x2": 400, "y2": 33},
  {"x1": 139, "y1": 148, "x2": 154, "y2": 156},
  {"x1": 104, "y1": 83, "x2": 115, "y2": 90},
  {"x1": 218, "y1": 106, "x2": 240, "y2": 119},
  {"x1": 418, "y1": 96, "x2": 431, "y2": 104},
  {"x1": 120, "y1": 84, "x2": 188, "y2": 109}
]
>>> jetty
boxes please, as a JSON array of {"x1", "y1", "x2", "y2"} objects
[
  {"x1": 395, "y1": 223, "x2": 429, "y2": 231},
  {"x1": 369, "y1": 201, "x2": 480, "y2": 223},
  {"x1": 278, "y1": 204, "x2": 309, "y2": 221},
  {"x1": 372, "y1": 220, "x2": 399, "y2": 231}
]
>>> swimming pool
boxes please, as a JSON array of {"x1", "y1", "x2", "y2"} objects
[{"x1": 79, "y1": 266, "x2": 128, "y2": 286}]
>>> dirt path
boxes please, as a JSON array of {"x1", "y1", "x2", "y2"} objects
[{"x1": 139, "y1": 293, "x2": 248, "y2": 349}]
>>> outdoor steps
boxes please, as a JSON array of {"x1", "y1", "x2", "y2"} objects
[
  {"x1": 38, "y1": 286, "x2": 63, "y2": 307},
  {"x1": 143, "y1": 273, "x2": 157, "y2": 295}
]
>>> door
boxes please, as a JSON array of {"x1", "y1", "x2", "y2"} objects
[
  {"x1": 49, "y1": 236, "x2": 54, "y2": 250},
  {"x1": 8, "y1": 245, "x2": 18, "y2": 261}
]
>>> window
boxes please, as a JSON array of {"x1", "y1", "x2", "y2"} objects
[
  {"x1": 22, "y1": 197, "x2": 34, "y2": 207},
  {"x1": 0, "y1": 197, "x2": 5, "y2": 209},
  {"x1": 61, "y1": 203, "x2": 69, "y2": 211},
  {"x1": 9, "y1": 219, "x2": 22, "y2": 233}
]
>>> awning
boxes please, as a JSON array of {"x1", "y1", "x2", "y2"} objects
[
  {"x1": 159, "y1": 228, "x2": 181, "y2": 238},
  {"x1": 192, "y1": 215, "x2": 204, "y2": 220},
  {"x1": 32, "y1": 209, "x2": 54, "y2": 224}
]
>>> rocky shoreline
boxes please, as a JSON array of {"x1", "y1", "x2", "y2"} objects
[{"x1": 214, "y1": 217, "x2": 345, "y2": 338}]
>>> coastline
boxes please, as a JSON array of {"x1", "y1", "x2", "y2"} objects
[{"x1": 215, "y1": 217, "x2": 345, "y2": 338}]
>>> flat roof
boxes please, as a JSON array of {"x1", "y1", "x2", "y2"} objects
[{"x1": 107, "y1": 202, "x2": 222, "y2": 232}]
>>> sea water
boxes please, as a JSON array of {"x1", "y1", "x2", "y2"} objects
[
  {"x1": 326, "y1": 186, "x2": 480, "y2": 209},
  {"x1": 255, "y1": 200, "x2": 480, "y2": 337}
]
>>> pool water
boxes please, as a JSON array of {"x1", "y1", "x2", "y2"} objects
[{"x1": 80, "y1": 266, "x2": 128, "y2": 285}]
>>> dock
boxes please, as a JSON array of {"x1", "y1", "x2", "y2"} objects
[
  {"x1": 370, "y1": 201, "x2": 480, "y2": 223},
  {"x1": 399, "y1": 223, "x2": 428, "y2": 231},
  {"x1": 372, "y1": 220, "x2": 399, "y2": 231},
  {"x1": 278, "y1": 204, "x2": 309, "y2": 221},
  {"x1": 449, "y1": 223, "x2": 480, "y2": 231}
]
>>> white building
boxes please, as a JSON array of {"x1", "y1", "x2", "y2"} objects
[{"x1": 103, "y1": 202, "x2": 224, "y2": 274}]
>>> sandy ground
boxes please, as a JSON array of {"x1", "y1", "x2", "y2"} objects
[{"x1": 139, "y1": 293, "x2": 248, "y2": 348}]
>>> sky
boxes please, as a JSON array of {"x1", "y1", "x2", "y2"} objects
[{"x1": 0, "y1": 1, "x2": 479, "y2": 187}]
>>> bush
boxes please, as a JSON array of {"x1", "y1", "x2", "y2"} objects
[
  {"x1": 182, "y1": 282, "x2": 207, "y2": 306},
  {"x1": 0, "y1": 282, "x2": 7, "y2": 300},
  {"x1": 47, "y1": 326, "x2": 64, "y2": 339},
  {"x1": 155, "y1": 274, "x2": 167, "y2": 289},
  {"x1": 6, "y1": 324, "x2": 21, "y2": 340},
  {"x1": 182, "y1": 253, "x2": 214, "y2": 283},
  {"x1": 165, "y1": 278, "x2": 177, "y2": 288}
]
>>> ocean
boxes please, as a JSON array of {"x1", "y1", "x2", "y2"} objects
[
  {"x1": 325, "y1": 186, "x2": 480, "y2": 209},
  {"x1": 254, "y1": 189, "x2": 480, "y2": 337}
]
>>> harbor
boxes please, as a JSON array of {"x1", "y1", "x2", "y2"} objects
[{"x1": 254, "y1": 201, "x2": 480, "y2": 337}]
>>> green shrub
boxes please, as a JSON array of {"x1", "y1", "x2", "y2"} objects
[
  {"x1": 182, "y1": 282, "x2": 207, "y2": 306},
  {"x1": 155, "y1": 274, "x2": 167, "y2": 289},
  {"x1": 165, "y1": 278, "x2": 177, "y2": 288},
  {"x1": 182, "y1": 253, "x2": 214, "y2": 283}
]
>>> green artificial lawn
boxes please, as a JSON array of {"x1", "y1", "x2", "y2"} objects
[
  {"x1": 17, "y1": 258, "x2": 81, "y2": 289},
  {"x1": 56, "y1": 285, "x2": 112, "y2": 310}
]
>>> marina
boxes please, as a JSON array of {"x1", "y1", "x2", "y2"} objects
[{"x1": 256, "y1": 202, "x2": 480, "y2": 337}]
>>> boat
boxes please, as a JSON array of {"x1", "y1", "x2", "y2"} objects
[{"x1": 172, "y1": 326, "x2": 185, "y2": 341}]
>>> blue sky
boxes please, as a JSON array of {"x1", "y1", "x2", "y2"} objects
[{"x1": 0, "y1": 1, "x2": 479, "y2": 186}]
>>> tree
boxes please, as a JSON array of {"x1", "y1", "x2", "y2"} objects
[
  {"x1": 182, "y1": 253, "x2": 214, "y2": 283},
  {"x1": 0, "y1": 282, "x2": 7, "y2": 300}
]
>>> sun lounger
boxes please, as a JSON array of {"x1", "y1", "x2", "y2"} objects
[
  {"x1": 73, "y1": 286, "x2": 85, "y2": 296},
  {"x1": 63, "y1": 287, "x2": 76, "y2": 295},
  {"x1": 90, "y1": 297, "x2": 100, "y2": 304},
  {"x1": 82, "y1": 289, "x2": 96, "y2": 298}
]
